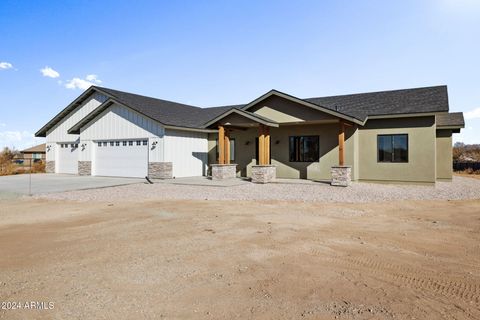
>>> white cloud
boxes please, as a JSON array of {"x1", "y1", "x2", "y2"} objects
[
  {"x1": 0, "y1": 62, "x2": 13, "y2": 70},
  {"x1": 464, "y1": 107, "x2": 480, "y2": 120},
  {"x1": 40, "y1": 66, "x2": 60, "y2": 78},
  {"x1": 0, "y1": 130, "x2": 43, "y2": 150},
  {"x1": 65, "y1": 74, "x2": 102, "y2": 90},
  {"x1": 85, "y1": 74, "x2": 102, "y2": 83}
]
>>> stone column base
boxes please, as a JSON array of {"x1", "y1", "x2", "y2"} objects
[
  {"x1": 331, "y1": 166, "x2": 352, "y2": 187},
  {"x1": 46, "y1": 161, "x2": 55, "y2": 173},
  {"x1": 251, "y1": 165, "x2": 276, "y2": 184},
  {"x1": 211, "y1": 164, "x2": 237, "y2": 180},
  {"x1": 149, "y1": 162, "x2": 173, "y2": 179},
  {"x1": 78, "y1": 161, "x2": 92, "y2": 176}
]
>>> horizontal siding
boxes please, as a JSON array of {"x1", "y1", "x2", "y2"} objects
[
  {"x1": 164, "y1": 129, "x2": 208, "y2": 177},
  {"x1": 46, "y1": 93, "x2": 107, "y2": 143}
]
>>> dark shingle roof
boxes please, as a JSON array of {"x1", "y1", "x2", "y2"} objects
[
  {"x1": 436, "y1": 112, "x2": 465, "y2": 128},
  {"x1": 37, "y1": 85, "x2": 456, "y2": 137},
  {"x1": 96, "y1": 87, "x2": 217, "y2": 128},
  {"x1": 304, "y1": 85, "x2": 449, "y2": 121}
]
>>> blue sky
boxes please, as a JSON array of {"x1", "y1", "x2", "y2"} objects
[{"x1": 1, "y1": 0, "x2": 479, "y2": 149}]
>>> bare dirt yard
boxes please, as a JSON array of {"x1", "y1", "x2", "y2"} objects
[{"x1": 1, "y1": 195, "x2": 479, "y2": 320}]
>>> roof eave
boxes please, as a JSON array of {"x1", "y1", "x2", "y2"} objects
[
  {"x1": 437, "y1": 125, "x2": 465, "y2": 130},
  {"x1": 201, "y1": 108, "x2": 279, "y2": 128},
  {"x1": 241, "y1": 89, "x2": 364, "y2": 125},
  {"x1": 67, "y1": 99, "x2": 118, "y2": 134}
]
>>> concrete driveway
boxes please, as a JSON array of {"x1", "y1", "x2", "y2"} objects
[{"x1": 0, "y1": 174, "x2": 144, "y2": 198}]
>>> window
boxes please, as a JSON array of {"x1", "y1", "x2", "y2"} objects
[
  {"x1": 123, "y1": 141, "x2": 127, "y2": 146},
  {"x1": 102, "y1": 142, "x2": 107, "y2": 147},
  {"x1": 98, "y1": 142, "x2": 102, "y2": 147},
  {"x1": 377, "y1": 134, "x2": 408, "y2": 163},
  {"x1": 115, "y1": 141, "x2": 120, "y2": 146},
  {"x1": 142, "y1": 140, "x2": 148, "y2": 146},
  {"x1": 215, "y1": 139, "x2": 235, "y2": 162},
  {"x1": 74, "y1": 144, "x2": 78, "y2": 148},
  {"x1": 128, "y1": 141, "x2": 133, "y2": 146},
  {"x1": 110, "y1": 142, "x2": 114, "y2": 146},
  {"x1": 136, "y1": 141, "x2": 141, "y2": 146},
  {"x1": 289, "y1": 136, "x2": 319, "y2": 162}
]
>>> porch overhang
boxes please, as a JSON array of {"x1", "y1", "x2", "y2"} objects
[
  {"x1": 240, "y1": 89, "x2": 365, "y2": 126},
  {"x1": 202, "y1": 108, "x2": 278, "y2": 129}
]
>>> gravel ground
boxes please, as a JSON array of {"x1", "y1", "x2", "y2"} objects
[{"x1": 34, "y1": 176, "x2": 480, "y2": 203}]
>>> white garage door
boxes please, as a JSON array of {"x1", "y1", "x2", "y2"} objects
[
  {"x1": 93, "y1": 139, "x2": 148, "y2": 178},
  {"x1": 57, "y1": 143, "x2": 79, "y2": 174}
]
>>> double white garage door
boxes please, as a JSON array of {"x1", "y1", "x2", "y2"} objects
[
  {"x1": 93, "y1": 139, "x2": 148, "y2": 178},
  {"x1": 56, "y1": 140, "x2": 148, "y2": 178}
]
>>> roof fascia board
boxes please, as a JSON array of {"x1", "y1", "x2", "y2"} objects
[
  {"x1": 241, "y1": 90, "x2": 363, "y2": 125},
  {"x1": 367, "y1": 112, "x2": 439, "y2": 120},
  {"x1": 202, "y1": 108, "x2": 279, "y2": 128},
  {"x1": 67, "y1": 99, "x2": 117, "y2": 134},
  {"x1": 69, "y1": 98, "x2": 174, "y2": 134},
  {"x1": 35, "y1": 87, "x2": 102, "y2": 137},
  {"x1": 436, "y1": 125, "x2": 465, "y2": 129},
  {"x1": 163, "y1": 125, "x2": 217, "y2": 133}
]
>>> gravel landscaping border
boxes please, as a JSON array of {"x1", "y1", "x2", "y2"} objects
[{"x1": 33, "y1": 176, "x2": 480, "y2": 203}]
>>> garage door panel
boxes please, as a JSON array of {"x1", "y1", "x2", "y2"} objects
[
  {"x1": 94, "y1": 140, "x2": 148, "y2": 178},
  {"x1": 57, "y1": 143, "x2": 79, "y2": 174}
]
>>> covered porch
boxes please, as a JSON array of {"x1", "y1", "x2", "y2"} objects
[{"x1": 205, "y1": 108, "x2": 354, "y2": 185}]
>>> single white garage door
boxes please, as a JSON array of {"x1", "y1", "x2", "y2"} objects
[
  {"x1": 93, "y1": 139, "x2": 148, "y2": 178},
  {"x1": 57, "y1": 143, "x2": 79, "y2": 174}
]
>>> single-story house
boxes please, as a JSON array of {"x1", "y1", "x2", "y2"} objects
[
  {"x1": 35, "y1": 85, "x2": 464, "y2": 184},
  {"x1": 19, "y1": 143, "x2": 46, "y2": 160}
]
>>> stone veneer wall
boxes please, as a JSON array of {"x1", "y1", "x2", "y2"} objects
[
  {"x1": 211, "y1": 164, "x2": 237, "y2": 180},
  {"x1": 251, "y1": 165, "x2": 276, "y2": 184},
  {"x1": 331, "y1": 166, "x2": 352, "y2": 187},
  {"x1": 46, "y1": 161, "x2": 55, "y2": 173},
  {"x1": 78, "y1": 161, "x2": 92, "y2": 176},
  {"x1": 149, "y1": 162, "x2": 173, "y2": 179}
]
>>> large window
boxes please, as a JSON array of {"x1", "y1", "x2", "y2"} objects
[
  {"x1": 289, "y1": 136, "x2": 319, "y2": 162},
  {"x1": 377, "y1": 134, "x2": 408, "y2": 163},
  {"x1": 216, "y1": 139, "x2": 235, "y2": 162}
]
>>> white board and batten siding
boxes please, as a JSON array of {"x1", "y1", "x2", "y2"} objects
[
  {"x1": 45, "y1": 93, "x2": 108, "y2": 162},
  {"x1": 164, "y1": 129, "x2": 208, "y2": 177},
  {"x1": 80, "y1": 103, "x2": 165, "y2": 163},
  {"x1": 80, "y1": 103, "x2": 163, "y2": 177}
]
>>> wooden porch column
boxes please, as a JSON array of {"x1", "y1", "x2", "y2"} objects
[
  {"x1": 218, "y1": 125, "x2": 225, "y2": 164},
  {"x1": 258, "y1": 125, "x2": 265, "y2": 165},
  {"x1": 224, "y1": 129, "x2": 230, "y2": 164},
  {"x1": 264, "y1": 126, "x2": 270, "y2": 165},
  {"x1": 338, "y1": 121, "x2": 345, "y2": 166}
]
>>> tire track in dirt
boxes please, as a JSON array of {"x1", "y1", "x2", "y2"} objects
[{"x1": 318, "y1": 254, "x2": 480, "y2": 305}]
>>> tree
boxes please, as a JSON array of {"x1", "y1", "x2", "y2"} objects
[{"x1": 0, "y1": 147, "x2": 19, "y2": 175}]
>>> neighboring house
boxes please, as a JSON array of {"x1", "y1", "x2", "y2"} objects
[
  {"x1": 20, "y1": 143, "x2": 46, "y2": 161},
  {"x1": 35, "y1": 85, "x2": 464, "y2": 184}
]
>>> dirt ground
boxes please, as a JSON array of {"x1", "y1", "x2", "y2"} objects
[{"x1": 0, "y1": 198, "x2": 479, "y2": 319}]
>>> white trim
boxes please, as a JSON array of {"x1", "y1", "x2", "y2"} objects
[
  {"x1": 202, "y1": 108, "x2": 279, "y2": 128},
  {"x1": 241, "y1": 90, "x2": 363, "y2": 125}
]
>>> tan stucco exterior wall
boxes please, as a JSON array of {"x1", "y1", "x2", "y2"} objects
[
  {"x1": 357, "y1": 116, "x2": 437, "y2": 184},
  {"x1": 208, "y1": 123, "x2": 357, "y2": 180},
  {"x1": 436, "y1": 129, "x2": 453, "y2": 180},
  {"x1": 249, "y1": 95, "x2": 337, "y2": 123}
]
